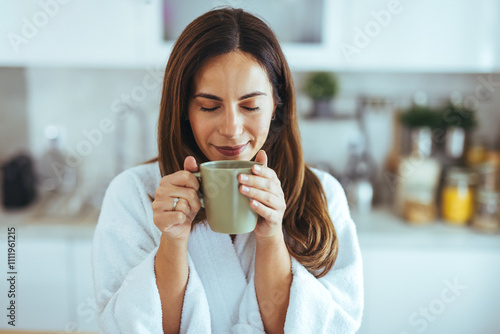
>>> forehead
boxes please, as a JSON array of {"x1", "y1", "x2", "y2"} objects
[{"x1": 193, "y1": 51, "x2": 272, "y2": 93}]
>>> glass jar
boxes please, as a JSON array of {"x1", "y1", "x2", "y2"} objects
[
  {"x1": 396, "y1": 157, "x2": 441, "y2": 224},
  {"x1": 476, "y1": 163, "x2": 499, "y2": 191},
  {"x1": 403, "y1": 187, "x2": 437, "y2": 224},
  {"x1": 472, "y1": 190, "x2": 500, "y2": 233},
  {"x1": 441, "y1": 168, "x2": 475, "y2": 225},
  {"x1": 466, "y1": 140, "x2": 486, "y2": 167}
]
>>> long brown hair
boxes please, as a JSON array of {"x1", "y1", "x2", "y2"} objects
[{"x1": 156, "y1": 8, "x2": 337, "y2": 278}]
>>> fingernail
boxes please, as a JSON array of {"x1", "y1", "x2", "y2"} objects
[
  {"x1": 240, "y1": 174, "x2": 248, "y2": 182},
  {"x1": 254, "y1": 165, "x2": 261, "y2": 173},
  {"x1": 251, "y1": 200, "x2": 258, "y2": 207},
  {"x1": 242, "y1": 185, "x2": 249, "y2": 193}
]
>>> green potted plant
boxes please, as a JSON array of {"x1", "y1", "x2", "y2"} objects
[
  {"x1": 399, "y1": 105, "x2": 441, "y2": 157},
  {"x1": 438, "y1": 103, "x2": 477, "y2": 161},
  {"x1": 439, "y1": 103, "x2": 477, "y2": 130},
  {"x1": 399, "y1": 105, "x2": 442, "y2": 129},
  {"x1": 303, "y1": 72, "x2": 339, "y2": 118}
]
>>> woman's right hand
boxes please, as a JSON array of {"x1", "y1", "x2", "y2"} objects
[{"x1": 153, "y1": 156, "x2": 202, "y2": 243}]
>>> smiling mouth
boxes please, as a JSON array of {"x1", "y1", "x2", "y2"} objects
[{"x1": 213, "y1": 143, "x2": 249, "y2": 156}]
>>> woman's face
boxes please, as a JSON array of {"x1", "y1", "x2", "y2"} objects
[{"x1": 188, "y1": 51, "x2": 275, "y2": 161}]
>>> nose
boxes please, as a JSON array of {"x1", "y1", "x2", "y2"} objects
[{"x1": 218, "y1": 106, "x2": 243, "y2": 139}]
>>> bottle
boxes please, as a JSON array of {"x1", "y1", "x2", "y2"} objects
[
  {"x1": 441, "y1": 167, "x2": 476, "y2": 225},
  {"x1": 396, "y1": 156, "x2": 441, "y2": 224},
  {"x1": 472, "y1": 190, "x2": 500, "y2": 233},
  {"x1": 37, "y1": 125, "x2": 77, "y2": 194}
]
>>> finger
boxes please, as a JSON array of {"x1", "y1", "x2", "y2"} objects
[
  {"x1": 172, "y1": 197, "x2": 191, "y2": 216},
  {"x1": 155, "y1": 185, "x2": 201, "y2": 212},
  {"x1": 249, "y1": 199, "x2": 279, "y2": 223},
  {"x1": 184, "y1": 156, "x2": 199, "y2": 172},
  {"x1": 240, "y1": 184, "x2": 280, "y2": 209},
  {"x1": 154, "y1": 211, "x2": 187, "y2": 231},
  {"x1": 239, "y1": 173, "x2": 282, "y2": 195},
  {"x1": 251, "y1": 163, "x2": 279, "y2": 184},
  {"x1": 254, "y1": 150, "x2": 268, "y2": 167},
  {"x1": 163, "y1": 171, "x2": 199, "y2": 190},
  {"x1": 168, "y1": 188, "x2": 202, "y2": 213}
]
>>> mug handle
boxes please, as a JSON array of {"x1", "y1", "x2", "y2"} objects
[{"x1": 192, "y1": 171, "x2": 205, "y2": 208}]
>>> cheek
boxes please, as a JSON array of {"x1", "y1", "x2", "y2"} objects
[
  {"x1": 189, "y1": 114, "x2": 207, "y2": 141},
  {"x1": 251, "y1": 116, "x2": 272, "y2": 139}
]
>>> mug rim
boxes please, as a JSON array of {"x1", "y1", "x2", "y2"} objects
[{"x1": 200, "y1": 160, "x2": 262, "y2": 170}]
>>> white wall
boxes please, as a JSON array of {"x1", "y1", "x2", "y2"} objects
[{"x1": 2, "y1": 68, "x2": 500, "y2": 192}]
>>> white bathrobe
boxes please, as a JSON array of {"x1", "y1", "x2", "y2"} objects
[{"x1": 91, "y1": 162, "x2": 363, "y2": 333}]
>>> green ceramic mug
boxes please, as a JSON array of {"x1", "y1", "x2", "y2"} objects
[{"x1": 193, "y1": 160, "x2": 262, "y2": 234}]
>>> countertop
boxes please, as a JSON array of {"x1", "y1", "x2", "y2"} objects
[
  {"x1": 1, "y1": 203, "x2": 500, "y2": 250},
  {"x1": 0, "y1": 202, "x2": 98, "y2": 239},
  {"x1": 353, "y1": 207, "x2": 500, "y2": 250}
]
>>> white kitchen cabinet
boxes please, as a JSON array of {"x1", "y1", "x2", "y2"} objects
[
  {"x1": 14, "y1": 237, "x2": 71, "y2": 330},
  {"x1": 1, "y1": 0, "x2": 498, "y2": 71},
  {"x1": 132, "y1": 0, "x2": 500, "y2": 71},
  {"x1": 136, "y1": 0, "x2": 343, "y2": 71},
  {"x1": 358, "y1": 247, "x2": 500, "y2": 334},
  {"x1": 354, "y1": 209, "x2": 500, "y2": 334},
  {"x1": 0, "y1": 217, "x2": 97, "y2": 332},
  {"x1": 0, "y1": 0, "x2": 142, "y2": 67},
  {"x1": 335, "y1": 0, "x2": 499, "y2": 72},
  {"x1": 71, "y1": 237, "x2": 98, "y2": 332}
]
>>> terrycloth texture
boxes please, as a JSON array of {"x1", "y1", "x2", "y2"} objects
[{"x1": 91, "y1": 162, "x2": 363, "y2": 333}]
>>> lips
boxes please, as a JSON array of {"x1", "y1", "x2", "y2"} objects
[{"x1": 213, "y1": 143, "x2": 248, "y2": 156}]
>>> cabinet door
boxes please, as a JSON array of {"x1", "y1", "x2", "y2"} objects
[
  {"x1": 336, "y1": 0, "x2": 499, "y2": 71},
  {"x1": 359, "y1": 246, "x2": 500, "y2": 334},
  {"x1": 0, "y1": 0, "x2": 141, "y2": 67},
  {"x1": 8, "y1": 237, "x2": 71, "y2": 330},
  {"x1": 69, "y1": 238, "x2": 98, "y2": 332},
  {"x1": 135, "y1": 0, "x2": 343, "y2": 71}
]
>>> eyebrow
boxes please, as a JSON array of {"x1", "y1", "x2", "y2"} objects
[{"x1": 193, "y1": 91, "x2": 266, "y2": 101}]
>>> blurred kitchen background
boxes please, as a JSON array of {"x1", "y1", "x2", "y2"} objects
[{"x1": 1, "y1": 0, "x2": 500, "y2": 333}]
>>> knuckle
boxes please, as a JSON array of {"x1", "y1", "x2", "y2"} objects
[
  {"x1": 189, "y1": 197, "x2": 200, "y2": 211},
  {"x1": 188, "y1": 189, "x2": 199, "y2": 202},
  {"x1": 175, "y1": 200, "x2": 184, "y2": 212},
  {"x1": 177, "y1": 212, "x2": 186, "y2": 222},
  {"x1": 161, "y1": 175, "x2": 172, "y2": 185},
  {"x1": 181, "y1": 201, "x2": 193, "y2": 214},
  {"x1": 181, "y1": 171, "x2": 190, "y2": 182}
]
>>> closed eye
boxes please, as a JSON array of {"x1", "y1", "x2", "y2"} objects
[
  {"x1": 243, "y1": 106, "x2": 260, "y2": 112},
  {"x1": 200, "y1": 106, "x2": 220, "y2": 112}
]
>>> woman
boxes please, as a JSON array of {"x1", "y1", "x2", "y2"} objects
[{"x1": 92, "y1": 7, "x2": 363, "y2": 334}]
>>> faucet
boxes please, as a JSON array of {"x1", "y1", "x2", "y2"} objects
[{"x1": 114, "y1": 106, "x2": 150, "y2": 175}]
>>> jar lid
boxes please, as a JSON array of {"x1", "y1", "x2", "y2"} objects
[
  {"x1": 476, "y1": 162, "x2": 498, "y2": 174},
  {"x1": 446, "y1": 167, "x2": 476, "y2": 185},
  {"x1": 405, "y1": 187, "x2": 434, "y2": 203},
  {"x1": 476, "y1": 190, "x2": 500, "y2": 204}
]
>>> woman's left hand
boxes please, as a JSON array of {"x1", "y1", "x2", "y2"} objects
[{"x1": 239, "y1": 150, "x2": 286, "y2": 240}]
